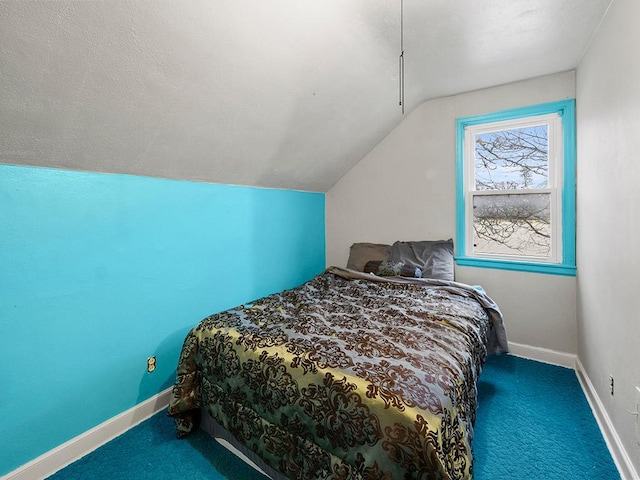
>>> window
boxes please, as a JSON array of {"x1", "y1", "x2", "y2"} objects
[{"x1": 455, "y1": 100, "x2": 576, "y2": 276}]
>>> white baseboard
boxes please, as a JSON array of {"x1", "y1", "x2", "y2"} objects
[
  {"x1": 507, "y1": 341, "x2": 577, "y2": 368},
  {"x1": 1, "y1": 387, "x2": 173, "y2": 480},
  {"x1": 575, "y1": 358, "x2": 639, "y2": 480}
]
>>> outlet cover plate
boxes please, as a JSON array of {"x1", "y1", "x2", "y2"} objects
[{"x1": 147, "y1": 356, "x2": 157, "y2": 373}]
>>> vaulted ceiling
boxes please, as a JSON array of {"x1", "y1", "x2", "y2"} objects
[{"x1": 0, "y1": 0, "x2": 612, "y2": 192}]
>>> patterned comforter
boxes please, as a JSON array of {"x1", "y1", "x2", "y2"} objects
[{"x1": 168, "y1": 267, "x2": 508, "y2": 480}]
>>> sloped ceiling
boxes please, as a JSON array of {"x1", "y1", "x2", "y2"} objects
[{"x1": 0, "y1": 0, "x2": 611, "y2": 192}]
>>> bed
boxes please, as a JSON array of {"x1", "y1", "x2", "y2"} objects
[{"x1": 168, "y1": 240, "x2": 508, "y2": 480}]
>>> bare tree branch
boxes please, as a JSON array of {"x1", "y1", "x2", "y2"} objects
[{"x1": 472, "y1": 125, "x2": 551, "y2": 256}]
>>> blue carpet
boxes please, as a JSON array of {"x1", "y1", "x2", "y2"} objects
[
  {"x1": 46, "y1": 410, "x2": 267, "y2": 480},
  {"x1": 475, "y1": 355, "x2": 619, "y2": 480},
  {"x1": 48, "y1": 355, "x2": 620, "y2": 479}
]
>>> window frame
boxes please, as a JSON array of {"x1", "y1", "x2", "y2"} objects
[{"x1": 455, "y1": 99, "x2": 576, "y2": 276}]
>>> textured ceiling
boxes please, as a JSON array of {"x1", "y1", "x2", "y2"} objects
[{"x1": 0, "y1": 0, "x2": 612, "y2": 192}]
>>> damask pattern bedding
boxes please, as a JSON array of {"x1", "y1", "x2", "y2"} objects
[{"x1": 168, "y1": 267, "x2": 508, "y2": 480}]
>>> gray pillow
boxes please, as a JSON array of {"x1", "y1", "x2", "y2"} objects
[
  {"x1": 346, "y1": 243, "x2": 391, "y2": 271},
  {"x1": 388, "y1": 239, "x2": 454, "y2": 281}
]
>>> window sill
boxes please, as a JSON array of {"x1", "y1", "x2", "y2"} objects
[{"x1": 455, "y1": 256, "x2": 576, "y2": 276}]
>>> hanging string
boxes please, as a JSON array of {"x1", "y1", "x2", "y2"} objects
[{"x1": 399, "y1": 0, "x2": 405, "y2": 114}]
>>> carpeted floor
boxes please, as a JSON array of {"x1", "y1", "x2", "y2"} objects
[
  {"x1": 474, "y1": 354, "x2": 619, "y2": 480},
  {"x1": 47, "y1": 354, "x2": 620, "y2": 480}
]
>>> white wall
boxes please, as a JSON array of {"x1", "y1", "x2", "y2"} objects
[
  {"x1": 576, "y1": 0, "x2": 640, "y2": 474},
  {"x1": 326, "y1": 71, "x2": 577, "y2": 356}
]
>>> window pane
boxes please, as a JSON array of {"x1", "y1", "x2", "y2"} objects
[
  {"x1": 475, "y1": 125, "x2": 548, "y2": 190},
  {"x1": 472, "y1": 193, "x2": 551, "y2": 257}
]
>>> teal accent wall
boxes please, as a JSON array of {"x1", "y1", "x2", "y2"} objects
[{"x1": 0, "y1": 165, "x2": 325, "y2": 475}]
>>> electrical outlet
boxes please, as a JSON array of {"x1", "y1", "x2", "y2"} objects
[
  {"x1": 147, "y1": 356, "x2": 156, "y2": 373},
  {"x1": 609, "y1": 376, "x2": 614, "y2": 395}
]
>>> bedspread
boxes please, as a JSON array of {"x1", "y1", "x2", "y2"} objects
[{"x1": 168, "y1": 267, "x2": 507, "y2": 480}]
